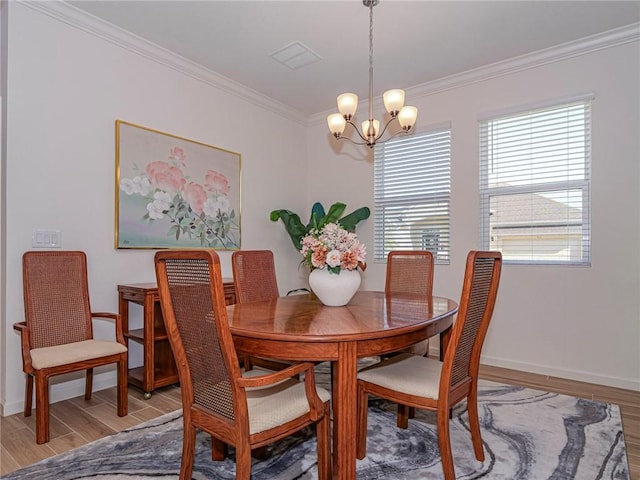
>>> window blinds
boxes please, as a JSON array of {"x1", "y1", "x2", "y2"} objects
[{"x1": 374, "y1": 128, "x2": 451, "y2": 263}]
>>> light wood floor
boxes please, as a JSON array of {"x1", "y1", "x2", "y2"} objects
[{"x1": 1, "y1": 365, "x2": 639, "y2": 478}]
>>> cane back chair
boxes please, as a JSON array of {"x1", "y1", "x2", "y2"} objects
[
  {"x1": 231, "y1": 249, "x2": 295, "y2": 372},
  {"x1": 357, "y1": 251, "x2": 502, "y2": 480},
  {"x1": 385, "y1": 250, "x2": 435, "y2": 356},
  {"x1": 14, "y1": 251, "x2": 128, "y2": 444},
  {"x1": 155, "y1": 249, "x2": 331, "y2": 480}
]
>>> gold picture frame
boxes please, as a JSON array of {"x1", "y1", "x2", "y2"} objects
[{"x1": 115, "y1": 120, "x2": 241, "y2": 249}]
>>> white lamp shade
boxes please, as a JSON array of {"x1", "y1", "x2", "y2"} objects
[
  {"x1": 361, "y1": 119, "x2": 380, "y2": 139},
  {"x1": 383, "y1": 89, "x2": 405, "y2": 114},
  {"x1": 337, "y1": 93, "x2": 358, "y2": 118},
  {"x1": 398, "y1": 106, "x2": 418, "y2": 130},
  {"x1": 327, "y1": 113, "x2": 347, "y2": 135}
]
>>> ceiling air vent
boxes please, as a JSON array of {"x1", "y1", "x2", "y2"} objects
[{"x1": 269, "y1": 41, "x2": 322, "y2": 70}]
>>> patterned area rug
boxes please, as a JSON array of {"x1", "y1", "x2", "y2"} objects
[{"x1": 2, "y1": 372, "x2": 629, "y2": 479}]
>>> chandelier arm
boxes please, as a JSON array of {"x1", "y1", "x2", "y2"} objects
[
  {"x1": 372, "y1": 128, "x2": 413, "y2": 146},
  {"x1": 335, "y1": 135, "x2": 370, "y2": 147},
  {"x1": 373, "y1": 116, "x2": 397, "y2": 143},
  {"x1": 345, "y1": 119, "x2": 373, "y2": 144}
]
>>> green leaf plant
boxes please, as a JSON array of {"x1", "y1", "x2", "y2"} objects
[{"x1": 270, "y1": 202, "x2": 370, "y2": 251}]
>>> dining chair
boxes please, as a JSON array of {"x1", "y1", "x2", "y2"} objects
[
  {"x1": 14, "y1": 251, "x2": 128, "y2": 444},
  {"x1": 357, "y1": 250, "x2": 502, "y2": 480},
  {"x1": 231, "y1": 250, "x2": 280, "y2": 303},
  {"x1": 385, "y1": 250, "x2": 435, "y2": 356},
  {"x1": 231, "y1": 249, "x2": 294, "y2": 372},
  {"x1": 155, "y1": 249, "x2": 332, "y2": 480}
]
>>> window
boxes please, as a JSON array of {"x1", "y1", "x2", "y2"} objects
[
  {"x1": 374, "y1": 127, "x2": 451, "y2": 263},
  {"x1": 479, "y1": 98, "x2": 591, "y2": 265}
]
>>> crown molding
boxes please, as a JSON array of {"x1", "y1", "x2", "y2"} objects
[
  {"x1": 19, "y1": 0, "x2": 308, "y2": 126},
  {"x1": 407, "y1": 22, "x2": 640, "y2": 99},
  {"x1": 310, "y1": 22, "x2": 640, "y2": 125}
]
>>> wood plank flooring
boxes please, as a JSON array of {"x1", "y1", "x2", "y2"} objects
[{"x1": 1, "y1": 365, "x2": 638, "y2": 478}]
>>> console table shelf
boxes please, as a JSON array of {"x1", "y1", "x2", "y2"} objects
[{"x1": 118, "y1": 281, "x2": 235, "y2": 398}]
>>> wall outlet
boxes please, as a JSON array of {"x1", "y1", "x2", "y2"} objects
[{"x1": 32, "y1": 229, "x2": 62, "y2": 248}]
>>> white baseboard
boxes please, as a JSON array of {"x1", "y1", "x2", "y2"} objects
[
  {"x1": 1, "y1": 371, "x2": 118, "y2": 417},
  {"x1": 480, "y1": 354, "x2": 640, "y2": 392},
  {"x1": 428, "y1": 346, "x2": 640, "y2": 392}
]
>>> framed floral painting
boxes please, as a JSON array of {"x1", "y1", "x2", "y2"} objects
[{"x1": 115, "y1": 120, "x2": 241, "y2": 249}]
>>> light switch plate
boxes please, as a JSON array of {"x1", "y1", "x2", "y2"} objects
[{"x1": 32, "y1": 229, "x2": 62, "y2": 248}]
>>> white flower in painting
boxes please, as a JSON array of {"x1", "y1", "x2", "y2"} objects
[
  {"x1": 120, "y1": 175, "x2": 152, "y2": 195},
  {"x1": 147, "y1": 202, "x2": 165, "y2": 220},
  {"x1": 120, "y1": 178, "x2": 137, "y2": 195},
  {"x1": 203, "y1": 195, "x2": 231, "y2": 218},
  {"x1": 133, "y1": 176, "x2": 152, "y2": 195},
  {"x1": 147, "y1": 191, "x2": 172, "y2": 219}
]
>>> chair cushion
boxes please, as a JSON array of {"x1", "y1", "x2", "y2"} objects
[
  {"x1": 30, "y1": 340, "x2": 127, "y2": 369},
  {"x1": 357, "y1": 352, "x2": 443, "y2": 400},
  {"x1": 245, "y1": 373, "x2": 331, "y2": 435}
]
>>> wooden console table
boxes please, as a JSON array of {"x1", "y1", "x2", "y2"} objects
[{"x1": 118, "y1": 281, "x2": 236, "y2": 398}]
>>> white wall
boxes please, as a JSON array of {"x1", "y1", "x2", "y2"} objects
[
  {"x1": 307, "y1": 37, "x2": 640, "y2": 391},
  {"x1": 0, "y1": 2, "x2": 309, "y2": 416}
]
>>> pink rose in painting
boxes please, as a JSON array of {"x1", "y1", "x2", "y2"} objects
[
  {"x1": 169, "y1": 147, "x2": 187, "y2": 167},
  {"x1": 204, "y1": 170, "x2": 231, "y2": 195},
  {"x1": 146, "y1": 161, "x2": 185, "y2": 193},
  {"x1": 182, "y1": 182, "x2": 208, "y2": 215}
]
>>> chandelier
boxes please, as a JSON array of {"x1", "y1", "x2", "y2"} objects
[{"x1": 327, "y1": 0, "x2": 418, "y2": 149}]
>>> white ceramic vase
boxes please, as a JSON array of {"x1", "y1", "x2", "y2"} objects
[{"x1": 308, "y1": 268, "x2": 361, "y2": 306}]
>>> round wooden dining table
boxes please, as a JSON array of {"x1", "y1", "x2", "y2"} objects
[{"x1": 227, "y1": 290, "x2": 458, "y2": 480}]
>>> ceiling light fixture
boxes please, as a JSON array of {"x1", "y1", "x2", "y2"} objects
[{"x1": 327, "y1": 0, "x2": 418, "y2": 149}]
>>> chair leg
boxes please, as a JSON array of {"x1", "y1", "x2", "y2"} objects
[
  {"x1": 34, "y1": 372, "x2": 50, "y2": 444},
  {"x1": 24, "y1": 374, "x2": 33, "y2": 417},
  {"x1": 211, "y1": 438, "x2": 227, "y2": 461},
  {"x1": 117, "y1": 356, "x2": 128, "y2": 417},
  {"x1": 252, "y1": 446, "x2": 267, "y2": 459},
  {"x1": 437, "y1": 406, "x2": 456, "y2": 480},
  {"x1": 235, "y1": 441, "x2": 252, "y2": 480},
  {"x1": 180, "y1": 422, "x2": 196, "y2": 480},
  {"x1": 85, "y1": 368, "x2": 93, "y2": 400},
  {"x1": 316, "y1": 402, "x2": 332, "y2": 480},
  {"x1": 397, "y1": 404, "x2": 409, "y2": 429},
  {"x1": 356, "y1": 383, "x2": 368, "y2": 460},
  {"x1": 467, "y1": 390, "x2": 485, "y2": 461}
]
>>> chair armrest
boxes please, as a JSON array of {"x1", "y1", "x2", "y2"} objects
[
  {"x1": 237, "y1": 361, "x2": 325, "y2": 420},
  {"x1": 90, "y1": 311, "x2": 126, "y2": 345},
  {"x1": 13, "y1": 322, "x2": 34, "y2": 373},
  {"x1": 237, "y1": 361, "x2": 314, "y2": 388}
]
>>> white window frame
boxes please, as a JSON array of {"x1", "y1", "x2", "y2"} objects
[
  {"x1": 374, "y1": 125, "x2": 451, "y2": 264},
  {"x1": 479, "y1": 96, "x2": 592, "y2": 266}
]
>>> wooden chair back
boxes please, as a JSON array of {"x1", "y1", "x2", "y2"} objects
[
  {"x1": 232, "y1": 250, "x2": 279, "y2": 303},
  {"x1": 441, "y1": 250, "x2": 502, "y2": 396},
  {"x1": 155, "y1": 250, "x2": 241, "y2": 422},
  {"x1": 23, "y1": 251, "x2": 93, "y2": 348},
  {"x1": 385, "y1": 250, "x2": 434, "y2": 297}
]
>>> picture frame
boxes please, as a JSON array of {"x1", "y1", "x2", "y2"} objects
[{"x1": 115, "y1": 120, "x2": 241, "y2": 250}]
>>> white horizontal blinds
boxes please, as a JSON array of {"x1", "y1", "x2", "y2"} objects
[
  {"x1": 479, "y1": 100, "x2": 591, "y2": 265},
  {"x1": 374, "y1": 128, "x2": 451, "y2": 263}
]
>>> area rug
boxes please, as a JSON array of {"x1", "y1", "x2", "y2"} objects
[{"x1": 2, "y1": 378, "x2": 629, "y2": 479}]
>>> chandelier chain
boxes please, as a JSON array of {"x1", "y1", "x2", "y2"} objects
[{"x1": 368, "y1": 0, "x2": 374, "y2": 123}]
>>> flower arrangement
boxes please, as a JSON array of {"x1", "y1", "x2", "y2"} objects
[
  {"x1": 119, "y1": 146, "x2": 239, "y2": 248},
  {"x1": 300, "y1": 223, "x2": 367, "y2": 274}
]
